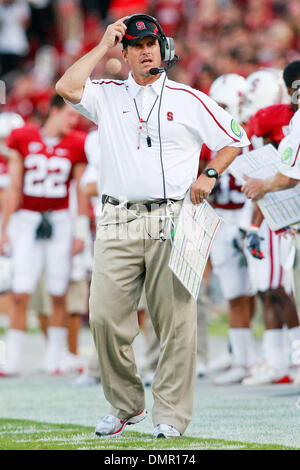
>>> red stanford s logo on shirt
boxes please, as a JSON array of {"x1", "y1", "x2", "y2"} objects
[{"x1": 167, "y1": 112, "x2": 173, "y2": 121}]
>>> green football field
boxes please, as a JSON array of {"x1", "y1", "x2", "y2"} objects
[
  {"x1": 0, "y1": 418, "x2": 297, "y2": 450},
  {"x1": 1, "y1": 324, "x2": 300, "y2": 451}
]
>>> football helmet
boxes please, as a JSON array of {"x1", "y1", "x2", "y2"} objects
[
  {"x1": 240, "y1": 69, "x2": 289, "y2": 123},
  {"x1": 0, "y1": 112, "x2": 24, "y2": 139},
  {"x1": 209, "y1": 73, "x2": 247, "y2": 121}
]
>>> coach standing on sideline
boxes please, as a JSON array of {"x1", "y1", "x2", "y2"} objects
[{"x1": 56, "y1": 14, "x2": 249, "y2": 438}]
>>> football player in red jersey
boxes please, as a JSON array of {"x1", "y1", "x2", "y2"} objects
[
  {"x1": 0, "y1": 113, "x2": 25, "y2": 207},
  {"x1": 240, "y1": 62, "x2": 300, "y2": 385},
  {"x1": 0, "y1": 113, "x2": 24, "y2": 327},
  {"x1": 0, "y1": 95, "x2": 89, "y2": 377}
]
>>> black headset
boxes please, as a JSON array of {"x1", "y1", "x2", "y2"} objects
[{"x1": 123, "y1": 14, "x2": 175, "y2": 62}]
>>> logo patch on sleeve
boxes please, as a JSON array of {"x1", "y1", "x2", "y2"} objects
[
  {"x1": 230, "y1": 119, "x2": 243, "y2": 138},
  {"x1": 281, "y1": 147, "x2": 293, "y2": 165}
]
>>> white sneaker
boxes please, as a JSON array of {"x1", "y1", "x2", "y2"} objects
[
  {"x1": 72, "y1": 373, "x2": 101, "y2": 387},
  {"x1": 213, "y1": 366, "x2": 248, "y2": 385},
  {"x1": 242, "y1": 363, "x2": 292, "y2": 385},
  {"x1": 0, "y1": 361, "x2": 20, "y2": 377},
  {"x1": 95, "y1": 409, "x2": 147, "y2": 437},
  {"x1": 40, "y1": 351, "x2": 61, "y2": 375},
  {"x1": 0, "y1": 368, "x2": 19, "y2": 378},
  {"x1": 59, "y1": 352, "x2": 84, "y2": 375},
  {"x1": 41, "y1": 351, "x2": 84, "y2": 376},
  {"x1": 207, "y1": 352, "x2": 232, "y2": 373},
  {"x1": 153, "y1": 424, "x2": 181, "y2": 438}
]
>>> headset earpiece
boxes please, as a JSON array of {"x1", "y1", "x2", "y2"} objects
[{"x1": 163, "y1": 38, "x2": 175, "y2": 62}]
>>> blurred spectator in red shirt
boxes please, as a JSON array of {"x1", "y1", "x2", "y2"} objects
[
  {"x1": 4, "y1": 73, "x2": 52, "y2": 124},
  {"x1": 151, "y1": 0, "x2": 184, "y2": 38},
  {"x1": 109, "y1": 0, "x2": 150, "y2": 19}
]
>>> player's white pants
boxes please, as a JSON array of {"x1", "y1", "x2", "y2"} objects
[
  {"x1": 12, "y1": 209, "x2": 72, "y2": 296},
  {"x1": 246, "y1": 220, "x2": 289, "y2": 294},
  {"x1": 210, "y1": 208, "x2": 252, "y2": 300}
]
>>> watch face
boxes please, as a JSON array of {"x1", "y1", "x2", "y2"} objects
[{"x1": 206, "y1": 168, "x2": 218, "y2": 178}]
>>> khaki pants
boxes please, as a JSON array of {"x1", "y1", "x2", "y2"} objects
[
  {"x1": 140, "y1": 312, "x2": 160, "y2": 377},
  {"x1": 141, "y1": 286, "x2": 209, "y2": 377},
  {"x1": 89, "y1": 201, "x2": 197, "y2": 434},
  {"x1": 85, "y1": 288, "x2": 157, "y2": 381}
]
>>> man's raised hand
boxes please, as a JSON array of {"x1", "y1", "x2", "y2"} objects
[{"x1": 101, "y1": 17, "x2": 129, "y2": 49}]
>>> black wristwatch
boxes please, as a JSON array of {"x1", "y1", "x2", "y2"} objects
[{"x1": 203, "y1": 168, "x2": 219, "y2": 179}]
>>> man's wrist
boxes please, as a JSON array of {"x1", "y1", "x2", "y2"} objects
[
  {"x1": 203, "y1": 168, "x2": 219, "y2": 179},
  {"x1": 261, "y1": 178, "x2": 272, "y2": 195},
  {"x1": 97, "y1": 41, "x2": 109, "y2": 52}
]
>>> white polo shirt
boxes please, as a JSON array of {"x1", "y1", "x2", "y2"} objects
[
  {"x1": 278, "y1": 109, "x2": 300, "y2": 180},
  {"x1": 69, "y1": 72, "x2": 249, "y2": 201},
  {"x1": 81, "y1": 130, "x2": 102, "y2": 219},
  {"x1": 82, "y1": 130, "x2": 100, "y2": 187}
]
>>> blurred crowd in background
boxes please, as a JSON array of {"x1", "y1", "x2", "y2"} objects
[{"x1": 0, "y1": 0, "x2": 300, "y2": 131}]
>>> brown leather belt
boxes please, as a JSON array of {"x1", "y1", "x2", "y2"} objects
[{"x1": 102, "y1": 194, "x2": 178, "y2": 211}]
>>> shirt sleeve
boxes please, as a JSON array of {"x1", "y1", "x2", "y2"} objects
[
  {"x1": 278, "y1": 116, "x2": 300, "y2": 180},
  {"x1": 65, "y1": 78, "x2": 100, "y2": 125},
  {"x1": 84, "y1": 130, "x2": 100, "y2": 169},
  {"x1": 194, "y1": 91, "x2": 250, "y2": 151}
]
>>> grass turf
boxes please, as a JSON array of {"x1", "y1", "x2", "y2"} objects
[{"x1": 0, "y1": 418, "x2": 297, "y2": 450}]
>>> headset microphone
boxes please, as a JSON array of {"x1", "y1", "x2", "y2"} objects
[
  {"x1": 149, "y1": 55, "x2": 179, "y2": 75},
  {"x1": 149, "y1": 67, "x2": 165, "y2": 76}
]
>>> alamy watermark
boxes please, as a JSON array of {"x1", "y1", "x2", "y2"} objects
[
  {"x1": 0, "y1": 341, "x2": 6, "y2": 365},
  {"x1": 0, "y1": 80, "x2": 6, "y2": 104}
]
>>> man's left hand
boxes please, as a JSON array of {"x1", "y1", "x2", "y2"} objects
[
  {"x1": 190, "y1": 174, "x2": 217, "y2": 204},
  {"x1": 242, "y1": 175, "x2": 265, "y2": 200}
]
